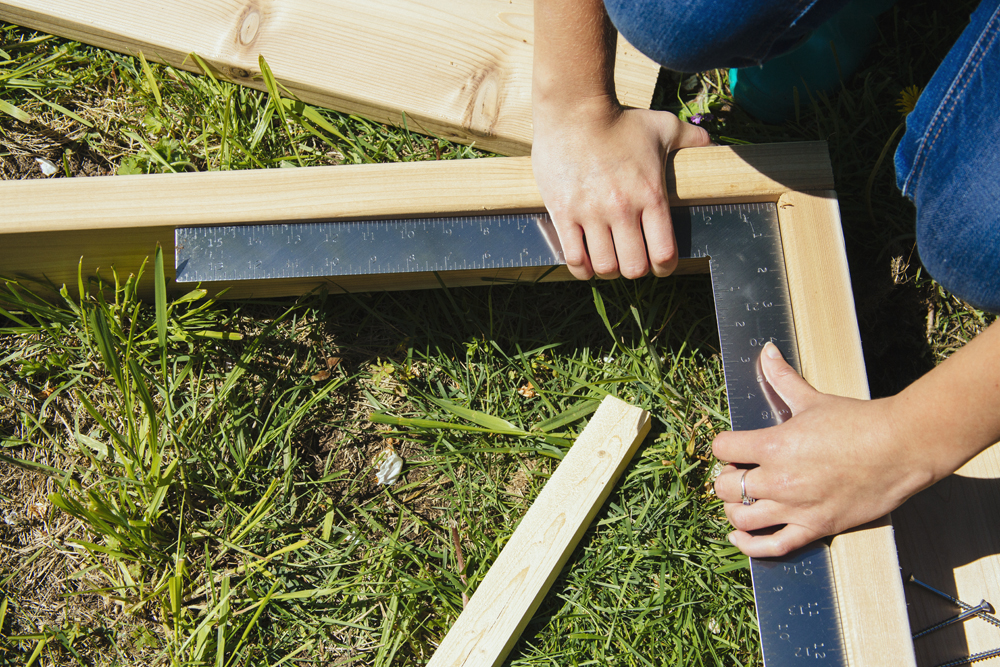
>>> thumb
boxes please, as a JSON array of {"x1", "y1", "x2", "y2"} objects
[
  {"x1": 655, "y1": 112, "x2": 710, "y2": 151},
  {"x1": 759, "y1": 342, "x2": 819, "y2": 415},
  {"x1": 669, "y1": 116, "x2": 711, "y2": 150}
]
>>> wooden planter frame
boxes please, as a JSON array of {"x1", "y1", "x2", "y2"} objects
[{"x1": 0, "y1": 141, "x2": 925, "y2": 665}]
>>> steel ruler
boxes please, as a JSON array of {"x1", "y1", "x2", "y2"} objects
[{"x1": 175, "y1": 203, "x2": 846, "y2": 666}]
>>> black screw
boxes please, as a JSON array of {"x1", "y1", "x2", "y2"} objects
[
  {"x1": 908, "y1": 576, "x2": 1000, "y2": 631},
  {"x1": 935, "y1": 646, "x2": 1000, "y2": 667},
  {"x1": 914, "y1": 600, "x2": 994, "y2": 639}
]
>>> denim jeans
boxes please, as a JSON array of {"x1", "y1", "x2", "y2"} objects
[{"x1": 606, "y1": 0, "x2": 1000, "y2": 313}]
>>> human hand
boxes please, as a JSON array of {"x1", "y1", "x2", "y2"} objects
[
  {"x1": 711, "y1": 342, "x2": 939, "y2": 557},
  {"x1": 531, "y1": 97, "x2": 710, "y2": 280}
]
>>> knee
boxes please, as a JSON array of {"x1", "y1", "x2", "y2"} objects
[
  {"x1": 604, "y1": 0, "x2": 768, "y2": 71},
  {"x1": 916, "y1": 208, "x2": 1000, "y2": 313}
]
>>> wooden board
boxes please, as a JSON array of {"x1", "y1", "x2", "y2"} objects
[
  {"x1": 0, "y1": 142, "x2": 832, "y2": 298},
  {"x1": 426, "y1": 395, "x2": 651, "y2": 667},
  {"x1": 777, "y1": 190, "x2": 916, "y2": 666},
  {"x1": 0, "y1": 0, "x2": 658, "y2": 157},
  {"x1": 893, "y1": 445, "x2": 1000, "y2": 667}
]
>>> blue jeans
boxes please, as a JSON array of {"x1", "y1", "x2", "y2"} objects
[{"x1": 606, "y1": 0, "x2": 1000, "y2": 313}]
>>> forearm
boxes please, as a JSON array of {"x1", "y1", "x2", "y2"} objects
[
  {"x1": 888, "y1": 319, "x2": 1000, "y2": 483},
  {"x1": 532, "y1": 0, "x2": 618, "y2": 114}
]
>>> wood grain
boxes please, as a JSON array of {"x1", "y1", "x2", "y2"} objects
[
  {"x1": 0, "y1": 142, "x2": 831, "y2": 297},
  {"x1": 426, "y1": 395, "x2": 651, "y2": 667},
  {"x1": 777, "y1": 190, "x2": 916, "y2": 666},
  {"x1": 893, "y1": 444, "x2": 1000, "y2": 667},
  {"x1": 668, "y1": 141, "x2": 834, "y2": 205},
  {"x1": 0, "y1": 0, "x2": 658, "y2": 156}
]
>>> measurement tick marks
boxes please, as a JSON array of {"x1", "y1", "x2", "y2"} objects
[{"x1": 753, "y1": 543, "x2": 845, "y2": 666}]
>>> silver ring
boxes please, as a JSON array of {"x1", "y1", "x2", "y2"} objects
[{"x1": 741, "y1": 469, "x2": 756, "y2": 505}]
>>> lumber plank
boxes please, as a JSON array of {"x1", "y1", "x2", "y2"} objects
[
  {"x1": 0, "y1": 0, "x2": 657, "y2": 157},
  {"x1": 426, "y1": 395, "x2": 651, "y2": 667},
  {"x1": 0, "y1": 142, "x2": 831, "y2": 297},
  {"x1": 667, "y1": 141, "x2": 835, "y2": 205},
  {"x1": 893, "y1": 443, "x2": 1000, "y2": 666},
  {"x1": 776, "y1": 190, "x2": 915, "y2": 666}
]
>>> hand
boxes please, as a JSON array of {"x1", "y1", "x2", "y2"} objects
[
  {"x1": 531, "y1": 97, "x2": 710, "y2": 280},
  {"x1": 711, "y1": 342, "x2": 939, "y2": 557}
]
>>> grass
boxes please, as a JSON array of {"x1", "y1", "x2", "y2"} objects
[
  {"x1": 1, "y1": 258, "x2": 745, "y2": 665},
  {"x1": 0, "y1": 1, "x2": 996, "y2": 665}
]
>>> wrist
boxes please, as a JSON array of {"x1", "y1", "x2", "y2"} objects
[
  {"x1": 531, "y1": 88, "x2": 622, "y2": 132},
  {"x1": 532, "y1": 0, "x2": 619, "y2": 126},
  {"x1": 881, "y1": 392, "x2": 962, "y2": 495}
]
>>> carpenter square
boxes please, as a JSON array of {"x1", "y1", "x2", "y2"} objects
[{"x1": 175, "y1": 203, "x2": 846, "y2": 666}]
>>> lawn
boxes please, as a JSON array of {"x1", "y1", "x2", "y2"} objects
[{"x1": 0, "y1": 2, "x2": 994, "y2": 665}]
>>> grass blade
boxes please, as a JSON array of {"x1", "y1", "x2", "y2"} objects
[
  {"x1": 370, "y1": 412, "x2": 526, "y2": 436},
  {"x1": 154, "y1": 244, "x2": 168, "y2": 349},
  {"x1": 137, "y1": 51, "x2": 162, "y2": 107},
  {"x1": 426, "y1": 396, "x2": 527, "y2": 434},
  {"x1": 0, "y1": 98, "x2": 31, "y2": 122}
]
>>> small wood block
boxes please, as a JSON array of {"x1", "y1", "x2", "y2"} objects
[
  {"x1": 894, "y1": 443, "x2": 1000, "y2": 667},
  {"x1": 427, "y1": 395, "x2": 651, "y2": 667}
]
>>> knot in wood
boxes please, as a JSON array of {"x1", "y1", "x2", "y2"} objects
[
  {"x1": 239, "y1": 11, "x2": 261, "y2": 45},
  {"x1": 232, "y1": 0, "x2": 268, "y2": 51},
  {"x1": 462, "y1": 65, "x2": 503, "y2": 138}
]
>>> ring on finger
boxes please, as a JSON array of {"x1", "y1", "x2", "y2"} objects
[{"x1": 740, "y1": 469, "x2": 756, "y2": 506}]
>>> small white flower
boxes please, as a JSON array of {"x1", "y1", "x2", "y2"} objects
[
  {"x1": 708, "y1": 618, "x2": 720, "y2": 634},
  {"x1": 35, "y1": 157, "x2": 58, "y2": 176},
  {"x1": 374, "y1": 447, "x2": 404, "y2": 485}
]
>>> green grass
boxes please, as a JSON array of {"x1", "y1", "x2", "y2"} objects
[
  {"x1": 1, "y1": 2, "x2": 996, "y2": 665},
  {"x1": 0, "y1": 258, "x2": 746, "y2": 665}
]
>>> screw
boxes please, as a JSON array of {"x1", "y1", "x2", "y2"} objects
[
  {"x1": 908, "y1": 576, "x2": 1000, "y2": 631},
  {"x1": 913, "y1": 600, "x2": 995, "y2": 639},
  {"x1": 910, "y1": 575, "x2": 970, "y2": 607},
  {"x1": 935, "y1": 646, "x2": 1000, "y2": 667}
]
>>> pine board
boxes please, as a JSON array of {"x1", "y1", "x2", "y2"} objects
[
  {"x1": 0, "y1": 142, "x2": 832, "y2": 298},
  {"x1": 894, "y1": 445, "x2": 1000, "y2": 666},
  {"x1": 426, "y1": 395, "x2": 651, "y2": 667},
  {"x1": 776, "y1": 190, "x2": 916, "y2": 666},
  {"x1": 0, "y1": 0, "x2": 658, "y2": 156}
]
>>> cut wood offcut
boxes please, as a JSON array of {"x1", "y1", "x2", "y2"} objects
[
  {"x1": 0, "y1": 0, "x2": 660, "y2": 156},
  {"x1": 427, "y1": 395, "x2": 651, "y2": 666}
]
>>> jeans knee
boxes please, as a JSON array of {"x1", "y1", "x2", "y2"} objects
[
  {"x1": 604, "y1": 0, "x2": 849, "y2": 71},
  {"x1": 604, "y1": 0, "x2": 765, "y2": 71},
  {"x1": 916, "y1": 209, "x2": 1000, "y2": 313}
]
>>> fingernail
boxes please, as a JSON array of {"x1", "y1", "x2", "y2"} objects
[
  {"x1": 727, "y1": 533, "x2": 737, "y2": 546},
  {"x1": 763, "y1": 342, "x2": 782, "y2": 360}
]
